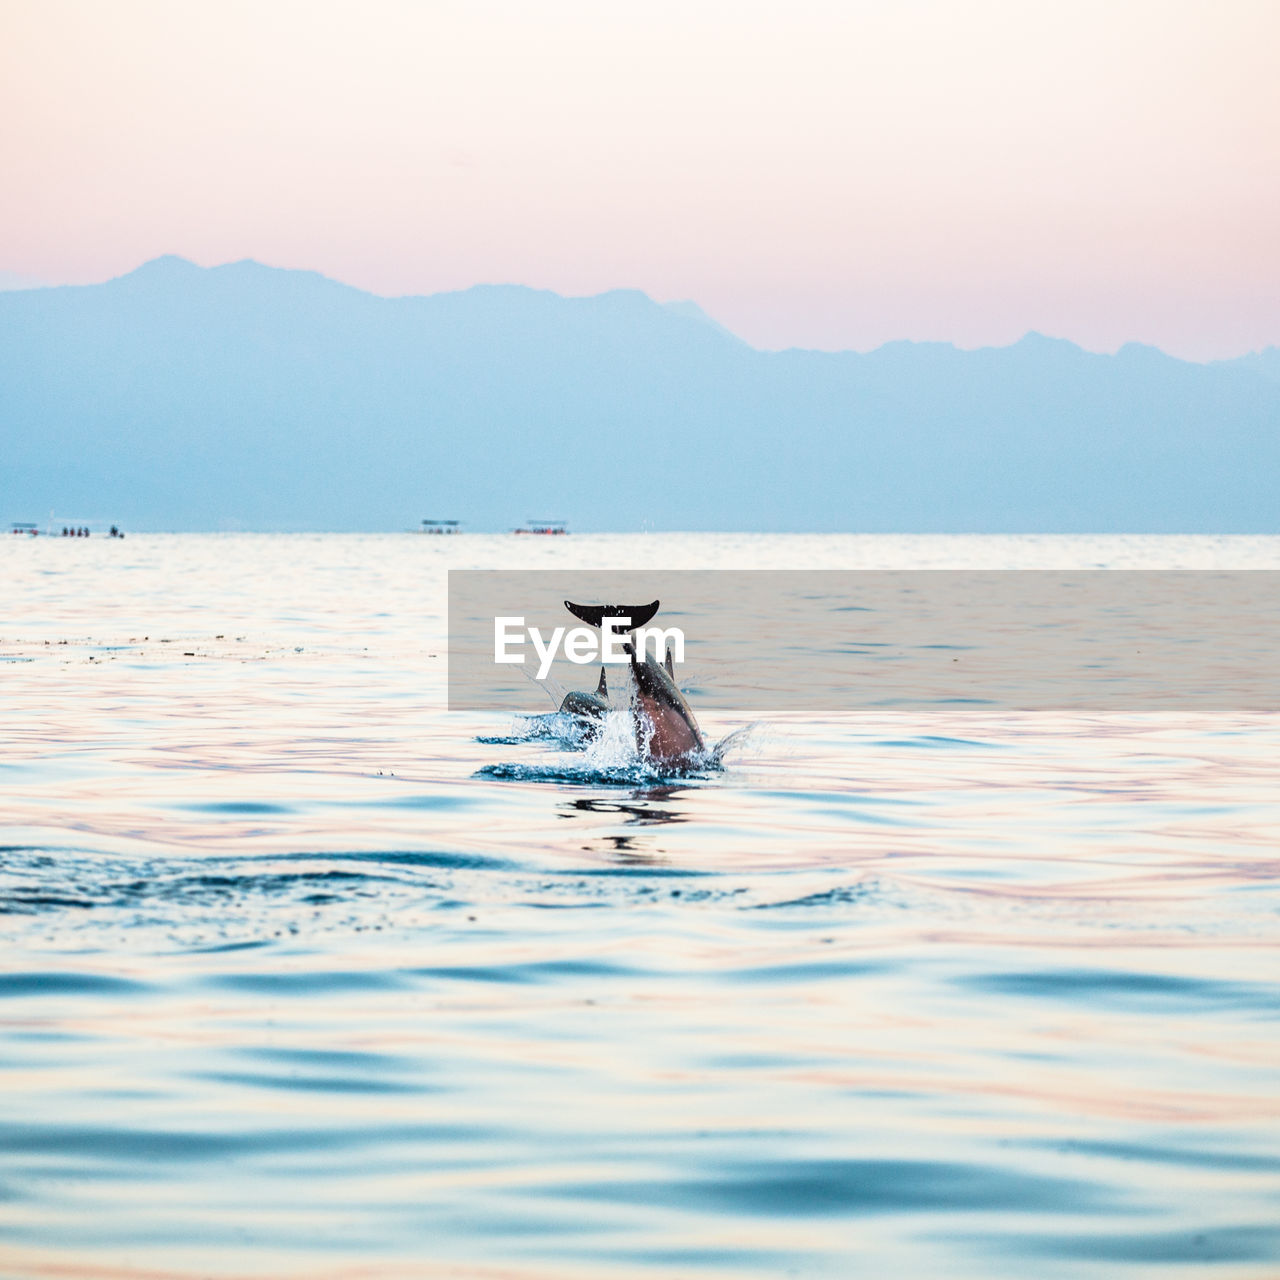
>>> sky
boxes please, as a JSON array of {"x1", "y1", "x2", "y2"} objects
[{"x1": 2, "y1": 0, "x2": 1277, "y2": 360}]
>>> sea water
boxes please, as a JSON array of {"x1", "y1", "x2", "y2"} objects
[{"x1": 1, "y1": 534, "x2": 1278, "y2": 1279}]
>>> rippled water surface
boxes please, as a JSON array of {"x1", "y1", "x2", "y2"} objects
[{"x1": 2, "y1": 534, "x2": 1279, "y2": 1279}]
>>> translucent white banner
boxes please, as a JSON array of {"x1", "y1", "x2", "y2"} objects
[{"x1": 448, "y1": 570, "x2": 1280, "y2": 713}]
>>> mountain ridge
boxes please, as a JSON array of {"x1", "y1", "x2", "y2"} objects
[
  {"x1": 1, "y1": 258, "x2": 1277, "y2": 531},
  {"x1": 28, "y1": 257, "x2": 1278, "y2": 364}
]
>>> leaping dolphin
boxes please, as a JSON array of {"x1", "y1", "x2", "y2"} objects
[{"x1": 558, "y1": 599, "x2": 706, "y2": 768}]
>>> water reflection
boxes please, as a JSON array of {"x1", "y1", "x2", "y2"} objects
[{"x1": 557, "y1": 789, "x2": 693, "y2": 859}]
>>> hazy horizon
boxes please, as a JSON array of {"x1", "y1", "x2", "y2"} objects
[{"x1": 5, "y1": 254, "x2": 1277, "y2": 534}]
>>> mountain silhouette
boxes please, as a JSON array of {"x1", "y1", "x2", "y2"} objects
[{"x1": 2, "y1": 257, "x2": 1277, "y2": 531}]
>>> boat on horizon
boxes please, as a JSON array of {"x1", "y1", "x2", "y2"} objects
[{"x1": 513, "y1": 520, "x2": 568, "y2": 536}]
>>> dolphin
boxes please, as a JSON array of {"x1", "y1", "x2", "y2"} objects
[
  {"x1": 558, "y1": 665, "x2": 611, "y2": 724},
  {"x1": 559, "y1": 599, "x2": 706, "y2": 768},
  {"x1": 626, "y1": 638, "x2": 706, "y2": 765}
]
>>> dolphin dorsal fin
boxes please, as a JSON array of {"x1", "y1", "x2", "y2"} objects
[
  {"x1": 564, "y1": 600, "x2": 660, "y2": 631},
  {"x1": 596, "y1": 666, "x2": 608, "y2": 697},
  {"x1": 664, "y1": 644, "x2": 675, "y2": 677}
]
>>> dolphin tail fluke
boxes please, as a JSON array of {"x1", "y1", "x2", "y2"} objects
[{"x1": 564, "y1": 600, "x2": 660, "y2": 631}]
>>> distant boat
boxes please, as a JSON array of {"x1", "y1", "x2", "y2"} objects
[
  {"x1": 513, "y1": 520, "x2": 568, "y2": 536},
  {"x1": 49, "y1": 520, "x2": 115, "y2": 538},
  {"x1": 9, "y1": 519, "x2": 125, "y2": 538},
  {"x1": 419, "y1": 519, "x2": 461, "y2": 535}
]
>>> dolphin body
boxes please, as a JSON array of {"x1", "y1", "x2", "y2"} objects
[
  {"x1": 557, "y1": 599, "x2": 706, "y2": 768},
  {"x1": 559, "y1": 666, "x2": 611, "y2": 722}
]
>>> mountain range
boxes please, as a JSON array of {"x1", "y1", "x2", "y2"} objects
[{"x1": 2, "y1": 256, "x2": 1277, "y2": 531}]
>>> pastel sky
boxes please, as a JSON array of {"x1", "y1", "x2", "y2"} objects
[{"x1": 2, "y1": 0, "x2": 1277, "y2": 359}]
